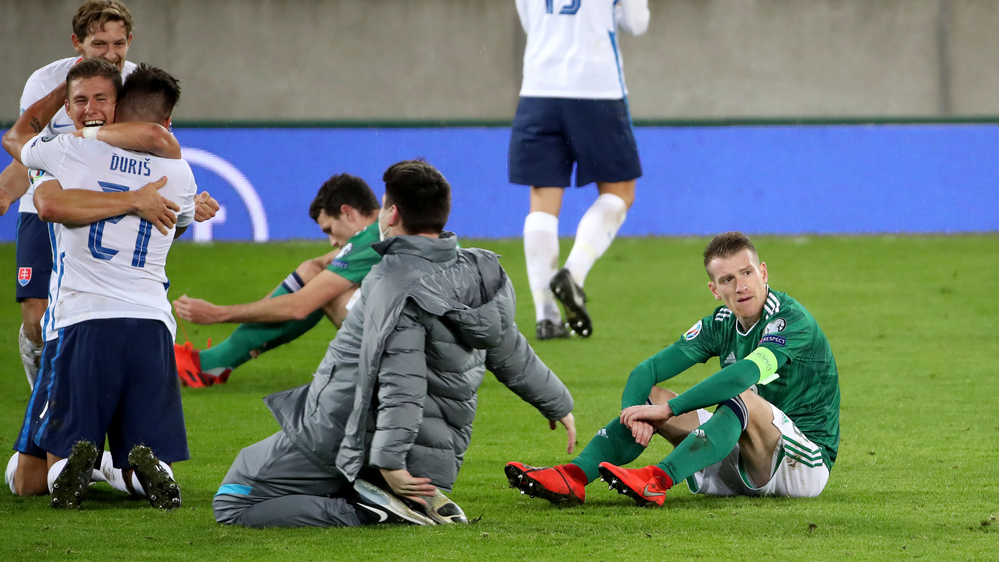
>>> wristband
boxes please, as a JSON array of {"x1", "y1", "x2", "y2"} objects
[
  {"x1": 746, "y1": 347, "x2": 780, "y2": 385},
  {"x1": 82, "y1": 126, "x2": 101, "y2": 140}
]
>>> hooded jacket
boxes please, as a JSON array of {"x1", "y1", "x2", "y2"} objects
[{"x1": 265, "y1": 233, "x2": 573, "y2": 491}]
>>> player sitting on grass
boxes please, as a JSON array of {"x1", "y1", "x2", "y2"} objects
[
  {"x1": 213, "y1": 160, "x2": 575, "y2": 528},
  {"x1": 507, "y1": 232, "x2": 840, "y2": 504},
  {"x1": 171, "y1": 174, "x2": 381, "y2": 387}
]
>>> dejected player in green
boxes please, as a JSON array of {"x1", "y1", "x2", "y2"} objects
[
  {"x1": 507, "y1": 231, "x2": 840, "y2": 504},
  {"x1": 172, "y1": 174, "x2": 382, "y2": 387}
]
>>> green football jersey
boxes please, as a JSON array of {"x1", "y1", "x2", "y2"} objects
[
  {"x1": 673, "y1": 288, "x2": 841, "y2": 468},
  {"x1": 326, "y1": 222, "x2": 381, "y2": 284}
]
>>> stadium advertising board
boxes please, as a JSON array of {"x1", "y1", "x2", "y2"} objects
[{"x1": 0, "y1": 124, "x2": 995, "y2": 241}]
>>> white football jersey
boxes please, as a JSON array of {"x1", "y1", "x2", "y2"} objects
[
  {"x1": 21, "y1": 133, "x2": 196, "y2": 338},
  {"x1": 17, "y1": 57, "x2": 138, "y2": 213},
  {"x1": 516, "y1": 0, "x2": 649, "y2": 99}
]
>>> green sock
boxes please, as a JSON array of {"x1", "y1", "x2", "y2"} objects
[
  {"x1": 657, "y1": 405, "x2": 742, "y2": 484},
  {"x1": 198, "y1": 283, "x2": 326, "y2": 372},
  {"x1": 571, "y1": 417, "x2": 648, "y2": 483}
]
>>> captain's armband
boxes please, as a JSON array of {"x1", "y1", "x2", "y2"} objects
[{"x1": 746, "y1": 347, "x2": 780, "y2": 385}]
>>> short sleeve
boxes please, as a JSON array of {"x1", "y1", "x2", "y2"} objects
[
  {"x1": 671, "y1": 312, "x2": 720, "y2": 364},
  {"x1": 20, "y1": 133, "x2": 69, "y2": 175},
  {"x1": 757, "y1": 310, "x2": 809, "y2": 361},
  {"x1": 327, "y1": 244, "x2": 380, "y2": 284},
  {"x1": 175, "y1": 170, "x2": 198, "y2": 229}
]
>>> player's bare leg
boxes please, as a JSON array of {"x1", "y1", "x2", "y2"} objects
[
  {"x1": 648, "y1": 387, "x2": 703, "y2": 446},
  {"x1": 730, "y1": 390, "x2": 782, "y2": 487},
  {"x1": 6, "y1": 453, "x2": 48, "y2": 496},
  {"x1": 525, "y1": 187, "x2": 569, "y2": 339},
  {"x1": 321, "y1": 287, "x2": 356, "y2": 329},
  {"x1": 19, "y1": 298, "x2": 46, "y2": 388}
]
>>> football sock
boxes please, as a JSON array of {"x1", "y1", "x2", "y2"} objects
[
  {"x1": 571, "y1": 417, "x2": 647, "y2": 483},
  {"x1": 657, "y1": 404, "x2": 743, "y2": 483},
  {"x1": 90, "y1": 451, "x2": 110, "y2": 483},
  {"x1": 6, "y1": 453, "x2": 17, "y2": 494},
  {"x1": 564, "y1": 193, "x2": 628, "y2": 287},
  {"x1": 19, "y1": 324, "x2": 42, "y2": 390},
  {"x1": 198, "y1": 273, "x2": 325, "y2": 374},
  {"x1": 47, "y1": 459, "x2": 68, "y2": 493},
  {"x1": 524, "y1": 212, "x2": 562, "y2": 323}
]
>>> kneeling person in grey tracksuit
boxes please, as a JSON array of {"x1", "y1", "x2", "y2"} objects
[{"x1": 213, "y1": 160, "x2": 576, "y2": 528}]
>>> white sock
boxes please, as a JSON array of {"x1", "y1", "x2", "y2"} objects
[
  {"x1": 6, "y1": 453, "x2": 18, "y2": 494},
  {"x1": 524, "y1": 212, "x2": 562, "y2": 323},
  {"x1": 564, "y1": 193, "x2": 628, "y2": 287},
  {"x1": 19, "y1": 324, "x2": 43, "y2": 390},
  {"x1": 90, "y1": 451, "x2": 111, "y2": 484},
  {"x1": 47, "y1": 459, "x2": 68, "y2": 493}
]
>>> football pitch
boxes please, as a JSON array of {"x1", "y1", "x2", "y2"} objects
[{"x1": 0, "y1": 235, "x2": 996, "y2": 561}]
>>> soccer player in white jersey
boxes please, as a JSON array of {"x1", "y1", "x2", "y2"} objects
[
  {"x1": 3, "y1": 59, "x2": 196, "y2": 510},
  {"x1": 0, "y1": 1, "x2": 138, "y2": 389},
  {"x1": 510, "y1": 0, "x2": 649, "y2": 340}
]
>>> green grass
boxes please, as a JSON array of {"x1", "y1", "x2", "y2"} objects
[{"x1": 0, "y1": 235, "x2": 996, "y2": 561}]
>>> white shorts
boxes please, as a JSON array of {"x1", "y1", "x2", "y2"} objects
[{"x1": 685, "y1": 403, "x2": 830, "y2": 498}]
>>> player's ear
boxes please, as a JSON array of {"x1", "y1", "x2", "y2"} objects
[
  {"x1": 71, "y1": 34, "x2": 84, "y2": 55},
  {"x1": 759, "y1": 261, "x2": 768, "y2": 284},
  {"x1": 708, "y1": 281, "x2": 721, "y2": 300}
]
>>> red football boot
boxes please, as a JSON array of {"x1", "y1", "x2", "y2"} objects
[
  {"x1": 505, "y1": 462, "x2": 586, "y2": 505},
  {"x1": 174, "y1": 342, "x2": 217, "y2": 388},
  {"x1": 597, "y1": 462, "x2": 674, "y2": 507}
]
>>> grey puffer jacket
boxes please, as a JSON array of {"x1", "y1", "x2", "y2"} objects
[{"x1": 265, "y1": 233, "x2": 573, "y2": 492}]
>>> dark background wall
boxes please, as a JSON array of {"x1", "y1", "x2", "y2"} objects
[{"x1": 1, "y1": 0, "x2": 996, "y2": 122}]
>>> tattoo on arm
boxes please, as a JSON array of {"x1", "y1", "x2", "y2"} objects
[{"x1": 29, "y1": 117, "x2": 43, "y2": 134}]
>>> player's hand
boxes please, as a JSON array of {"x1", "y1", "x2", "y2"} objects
[
  {"x1": 549, "y1": 412, "x2": 577, "y2": 455},
  {"x1": 378, "y1": 468, "x2": 437, "y2": 506},
  {"x1": 173, "y1": 294, "x2": 226, "y2": 324},
  {"x1": 132, "y1": 176, "x2": 179, "y2": 235},
  {"x1": 620, "y1": 402, "x2": 673, "y2": 427},
  {"x1": 194, "y1": 191, "x2": 220, "y2": 222},
  {"x1": 625, "y1": 419, "x2": 656, "y2": 447}
]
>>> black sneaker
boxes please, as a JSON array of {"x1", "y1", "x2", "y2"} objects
[
  {"x1": 535, "y1": 319, "x2": 571, "y2": 340},
  {"x1": 353, "y1": 479, "x2": 436, "y2": 525},
  {"x1": 128, "y1": 445, "x2": 181, "y2": 510},
  {"x1": 50, "y1": 441, "x2": 98, "y2": 509},
  {"x1": 549, "y1": 268, "x2": 592, "y2": 337}
]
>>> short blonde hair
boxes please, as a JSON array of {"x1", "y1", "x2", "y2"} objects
[{"x1": 703, "y1": 231, "x2": 758, "y2": 278}]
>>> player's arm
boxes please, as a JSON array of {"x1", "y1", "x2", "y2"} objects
[
  {"x1": 616, "y1": 0, "x2": 651, "y2": 36},
  {"x1": 72, "y1": 123, "x2": 181, "y2": 159},
  {"x1": 619, "y1": 344, "x2": 698, "y2": 409},
  {"x1": 173, "y1": 269, "x2": 356, "y2": 324},
  {"x1": 1, "y1": 83, "x2": 64, "y2": 161},
  {"x1": 620, "y1": 347, "x2": 790, "y2": 427},
  {"x1": 34, "y1": 176, "x2": 180, "y2": 234},
  {"x1": 0, "y1": 160, "x2": 30, "y2": 215},
  {"x1": 371, "y1": 303, "x2": 437, "y2": 504}
]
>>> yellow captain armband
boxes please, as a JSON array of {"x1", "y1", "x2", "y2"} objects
[{"x1": 746, "y1": 347, "x2": 780, "y2": 385}]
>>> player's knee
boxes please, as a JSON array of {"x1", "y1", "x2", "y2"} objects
[
  {"x1": 647, "y1": 386, "x2": 676, "y2": 405},
  {"x1": 295, "y1": 259, "x2": 325, "y2": 283}
]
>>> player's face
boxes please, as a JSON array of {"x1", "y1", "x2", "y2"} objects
[
  {"x1": 316, "y1": 210, "x2": 358, "y2": 248},
  {"x1": 707, "y1": 249, "x2": 769, "y2": 326},
  {"x1": 72, "y1": 21, "x2": 132, "y2": 72},
  {"x1": 65, "y1": 77, "x2": 117, "y2": 129}
]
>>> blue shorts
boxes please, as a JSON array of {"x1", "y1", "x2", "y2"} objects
[
  {"x1": 13, "y1": 339, "x2": 59, "y2": 459},
  {"x1": 15, "y1": 212, "x2": 53, "y2": 301},
  {"x1": 35, "y1": 318, "x2": 189, "y2": 468},
  {"x1": 508, "y1": 97, "x2": 642, "y2": 188}
]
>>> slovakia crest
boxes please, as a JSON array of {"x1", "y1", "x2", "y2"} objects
[
  {"x1": 17, "y1": 267, "x2": 32, "y2": 287},
  {"x1": 684, "y1": 320, "x2": 702, "y2": 341}
]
